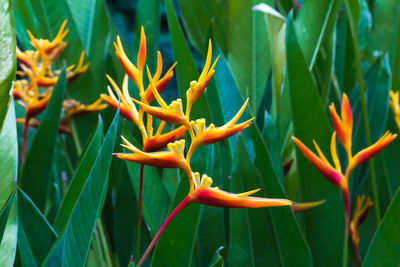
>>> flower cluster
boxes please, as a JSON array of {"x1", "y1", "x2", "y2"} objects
[
  {"x1": 103, "y1": 28, "x2": 293, "y2": 266},
  {"x1": 292, "y1": 94, "x2": 396, "y2": 223},
  {"x1": 15, "y1": 20, "x2": 105, "y2": 158}
]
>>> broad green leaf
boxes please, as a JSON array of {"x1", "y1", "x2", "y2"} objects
[
  {"x1": 122, "y1": 126, "x2": 171, "y2": 238},
  {"x1": 165, "y1": 0, "x2": 212, "y2": 121},
  {"x1": 369, "y1": 0, "x2": 400, "y2": 53},
  {"x1": 0, "y1": 0, "x2": 16, "y2": 130},
  {"x1": 286, "y1": 15, "x2": 344, "y2": 266},
  {"x1": 229, "y1": 137, "x2": 281, "y2": 266},
  {"x1": 227, "y1": 0, "x2": 272, "y2": 113},
  {"x1": 113, "y1": 165, "x2": 146, "y2": 266},
  {"x1": 20, "y1": 69, "x2": 66, "y2": 212},
  {"x1": 177, "y1": 0, "x2": 212, "y2": 52},
  {"x1": 363, "y1": 187, "x2": 400, "y2": 266},
  {"x1": 253, "y1": 3, "x2": 286, "y2": 109},
  {"x1": 250, "y1": 128, "x2": 313, "y2": 266},
  {"x1": 0, "y1": 189, "x2": 15, "y2": 244},
  {"x1": 53, "y1": 116, "x2": 103, "y2": 233},
  {"x1": 0, "y1": 198, "x2": 17, "y2": 267},
  {"x1": 134, "y1": 0, "x2": 161, "y2": 70},
  {"x1": 65, "y1": 0, "x2": 119, "y2": 94},
  {"x1": 0, "y1": 98, "x2": 18, "y2": 213},
  {"x1": 151, "y1": 177, "x2": 201, "y2": 267},
  {"x1": 294, "y1": 0, "x2": 342, "y2": 68},
  {"x1": 17, "y1": 189, "x2": 58, "y2": 266},
  {"x1": 60, "y1": 110, "x2": 119, "y2": 266}
]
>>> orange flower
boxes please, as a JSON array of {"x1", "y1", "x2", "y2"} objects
[
  {"x1": 389, "y1": 90, "x2": 400, "y2": 130},
  {"x1": 187, "y1": 99, "x2": 254, "y2": 162},
  {"x1": 186, "y1": 40, "x2": 219, "y2": 118},
  {"x1": 187, "y1": 173, "x2": 292, "y2": 208},
  {"x1": 292, "y1": 92, "x2": 396, "y2": 232}
]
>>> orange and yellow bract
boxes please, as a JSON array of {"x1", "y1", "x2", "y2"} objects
[
  {"x1": 103, "y1": 27, "x2": 293, "y2": 267},
  {"x1": 15, "y1": 20, "x2": 104, "y2": 160},
  {"x1": 292, "y1": 93, "x2": 396, "y2": 224}
]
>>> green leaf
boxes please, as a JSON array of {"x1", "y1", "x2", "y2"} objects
[
  {"x1": 20, "y1": 69, "x2": 67, "y2": 212},
  {"x1": 134, "y1": 0, "x2": 161, "y2": 70},
  {"x1": 151, "y1": 176, "x2": 201, "y2": 266},
  {"x1": 286, "y1": 15, "x2": 344, "y2": 266},
  {"x1": 363, "y1": 187, "x2": 400, "y2": 266},
  {"x1": 0, "y1": 189, "x2": 15, "y2": 244},
  {"x1": 176, "y1": 0, "x2": 212, "y2": 52},
  {"x1": 0, "y1": 0, "x2": 16, "y2": 130},
  {"x1": 369, "y1": 0, "x2": 400, "y2": 53},
  {"x1": 0, "y1": 198, "x2": 17, "y2": 267},
  {"x1": 165, "y1": 0, "x2": 212, "y2": 121},
  {"x1": 209, "y1": 246, "x2": 225, "y2": 267},
  {"x1": 229, "y1": 137, "x2": 281, "y2": 266},
  {"x1": 253, "y1": 3, "x2": 286, "y2": 110},
  {"x1": 0, "y1": 98, "x2": 18, "y2": 213},
  {"x1": 227, "y1": 0, "x2": 272, "y2": 113},
  {"x1": 122, "y1": 126, "x2": 171, "y2": 238},
  {"x1": 53, "y1": 116, "x2": 103, "y2": 233},
  {"x1": 249, "y1": 130, "x2": 313, "y2": 266},
  {"x1": 294, "y1": 0, "x2": 342, "y2": 68},
  {"x1": 17, "y1": 189, "x2": 58, "y2": 266},
  {"x1": 60, "y1": 110, "x2": 119, "y2": 266}
]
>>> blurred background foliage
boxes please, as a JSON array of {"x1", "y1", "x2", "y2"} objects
[{"x1": 0, "y1": 0, "x2": 400, "y2": 266}]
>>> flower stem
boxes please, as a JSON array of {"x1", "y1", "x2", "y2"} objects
[
  {"x1": 343, "y1": 0, "x2": 380, "y2": 224},
  {"x1": 135, "y1": 163, "x2": 145, "y2": 262},
  {"x1": 137, "y1": 196, "x2": 191, "y2": 267},
  {"x1": 342, "y1": 188, "x2": 350, "y2": 267},
  {"x1": 354, "y1": 241, "x2": 360, "y2": 267}
]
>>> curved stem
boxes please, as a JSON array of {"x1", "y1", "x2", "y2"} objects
[
  {"x1": 135, "y1": 163, "x2": 145, "y2": 262},
  {"x1": 137, "y1": 196, "x2": 191, "y2": 267},
  {"x1": 342, "y1": 187, "x2": 350, "y2": 267},
  {"x1": 354, "y1": 241, "x2": 360, "y2": 267}
]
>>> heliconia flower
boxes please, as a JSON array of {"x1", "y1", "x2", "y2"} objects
[
  {"x1": 349, "y1": 131, "x2": 397, "y2": 171},
  {"x1": 291, "y1": 136, "x2": 346, "y2": 190},
  {"x1": 186, "y1": 40, "x2": 219, "y2": 118},
  {"x1": 63, "y1": 98, "x2": 107, "y2": 119},
  {"x1": 187, "y1": 173, "x2": 293, "y2": 208},
  {"x1": 143, "y1": 126, "x2": 187, "y2": 152},
  {"x1": 329, "y1": 93, "x2": 353, "y2": 155},
  {"x1": 136, "y1": 171, "x2": 293, "y2": 267},
  {"x1": 101, "y1": 74, "x2": 145, "y2": 131},
  {"x1": 291, "y1": 199, "x2": 326, "y2": 213},
  {"x1": 16, "y1": 48, "x2": 37, "y2": 69},
  {"x1": 389, "y1": 90, "x2": 400, "y2": 130},
  {"x1": 186, "y1": 99, "x2": 254, "y2": 162},
  {"x1": 114, "y1": 35, "x2": 141, "y2": 89},
  {"x1": 132, "y1": 70, "x2": 194, "y2": 136},
  {"x1": 115, "y1": 137, "x2": 194, "y2": 189},
  {"x1": 141, "y1": 52, "x2": 176, "y2": 103},
  {"x1": 137, "y1": 27, "x2": 146, "y2": 72},
  {"x1": 25, "y1": 93, "x2": 52, "y2": 119},
  {"x1": 350, "y1": 195, "x2": 373, "y2": 267},
  {"x1": 27, "y1": 19, "x2": 69, "y2": 54}
]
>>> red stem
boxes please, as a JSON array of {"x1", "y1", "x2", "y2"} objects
[
  {"x1": 343, "y1": 187, "x2": 350, "y2": 231},
  {"x1": 137, "y1": 196, "x2": 191, "y2": 267},
  {"x1": 354, "y1": 242, "x2": 360, "y2": 267},
  {"x1": 135, "y1": 163, "x2": 145, "y2": 262}
]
